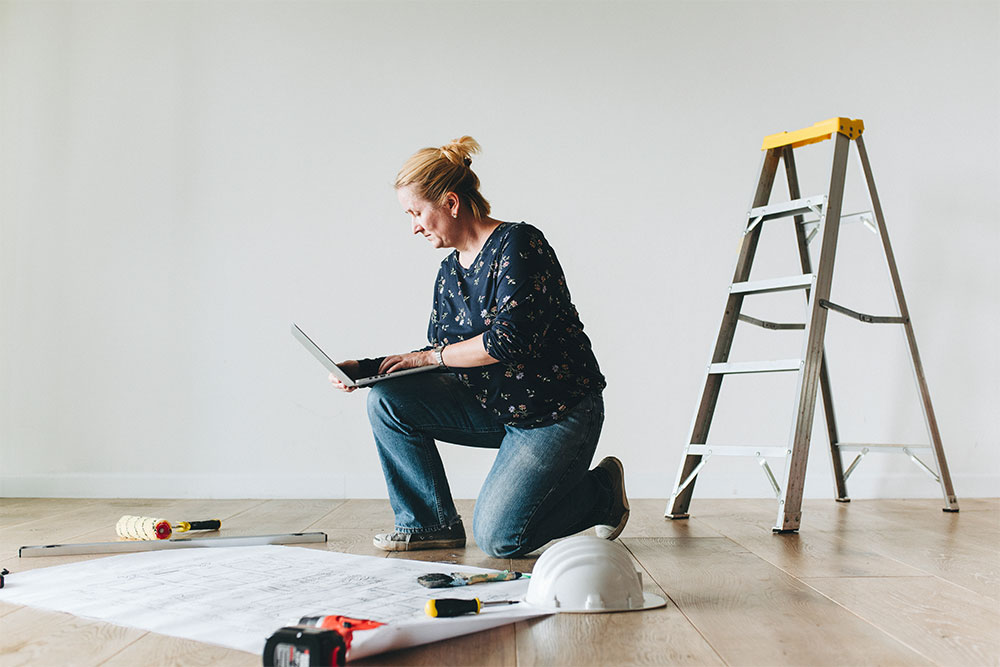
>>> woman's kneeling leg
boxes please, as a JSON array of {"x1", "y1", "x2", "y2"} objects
[{"x1": 473, "y1": 393, "x2": 610, "y2": 558}]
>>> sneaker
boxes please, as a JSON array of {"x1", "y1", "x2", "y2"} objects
[
  {"x1": 373, "y1": 522, "x2": 466, "y2": 552},
  {"x1": 594, "y1": 456, "x2": 630, "y2": 540}
]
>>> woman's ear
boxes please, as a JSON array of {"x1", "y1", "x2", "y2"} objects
[{"x1": 446, "y1": 192, "x2": 460, "y2": 218}]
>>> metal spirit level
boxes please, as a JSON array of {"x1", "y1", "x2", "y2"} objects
[{"x1": 19, "y1": 532, "x2": 328, "y2": 558}]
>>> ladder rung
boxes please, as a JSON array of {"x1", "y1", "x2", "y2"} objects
[
  {"x1": 709, "y1": 359, "x2": 802, "y2": 375},
  {"x1": 836, "y1": 443, "x2": 932, "y2": 451},
  {"x1": 731, "y1": 274, "x2": 814, "y2": 295},
  {"x1": 748, "y1": 195, "x2": 827, "y2": 224},
  {"x1": 688, "y1": 445, "x2": 790, "y2": 458}
]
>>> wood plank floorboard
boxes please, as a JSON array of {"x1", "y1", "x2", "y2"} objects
[
  {"x1": 693, "y1": 500, "x2": 931, "y2": 578},
  {"x1": 0, "y1": 497, "x2": 996, "y2": 666},
  {"x1": 791, "y1": 500, "x2": 1000, "y2": 601},
  {"x1": 222, "y1": 499, "x2": 345, "y2": 535},
  {"x1": 620, "y1": 499, "x2": 724, "y2": 539},
  {"x1": 692, "y1": 498, "x2": 1000, "y2": 597},
  {"x1": 802, "y1": 575, "x2": 1000, "y2": 666},
  {"x1": 837, "y1": 527, "x2": 1000, "y2": 601},
  {"x1": 626, "y1": 536, "x2": 935, "y2": 666},
  {"x1": 102, "y1": 634, "x2": 257, "y2": 667},
  {"x1": 0, "y1": 497, "x2": 101, "y2": 528},
  {"x1": 0, "y1": 606, "x2": 147, "y2": 667},
  {"x1": 513, "y1": 594, "x2": 724, "y2": 666},
  {"x1": 353, "y1": 625, "x2": 518, "y2": 667}
]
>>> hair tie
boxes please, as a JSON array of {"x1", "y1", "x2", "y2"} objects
[{"x1": 463, "y1": 156, "x2": 472, "y2": 167}]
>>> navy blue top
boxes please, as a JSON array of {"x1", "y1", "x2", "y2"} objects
[{"x1": 429, "y1": 222, "x2": 605, "y2": 427}]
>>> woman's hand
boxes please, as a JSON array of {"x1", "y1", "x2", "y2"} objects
[
  {"x1": 379, "y1": 350, "x2": 435, "y2": 374},
  {"x1": 329, "y1": 360, "x2": 361, "y2": 393}
]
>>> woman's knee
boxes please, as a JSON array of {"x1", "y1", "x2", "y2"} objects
[
  {"x1": 366, "y1": 382, "x2": 405, "y2": 426},
  {"x1": 365, "y1": 375, "x2": 438, "y2": 428},
  {"x1": 365, "y1": 383, "x2": 389, "y2": 421},
  {"x1": 473, "y1": 511, "x2": 527, "y2": 558}
]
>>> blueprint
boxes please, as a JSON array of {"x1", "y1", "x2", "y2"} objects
[{"x1": 0, "y1": 545, "x2": 546, "y2": 660}]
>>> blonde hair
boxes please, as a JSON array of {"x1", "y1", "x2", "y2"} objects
[{"x1": 395, "y1": 136, "x2": 491, "y2": 219}]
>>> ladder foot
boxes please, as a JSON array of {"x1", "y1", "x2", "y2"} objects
[
  {"x1": 835, "y1": 497, "x2": 851, "y2": 503},
  {"x1": 772, "y1": 527, "x2": 799, "y2": 534},
  {"x1": 942, "y1": 507, "x2": 960, "y2": 513},
  {"x1": 665, "y1": 513, "x2": 690, "y2": 521}
]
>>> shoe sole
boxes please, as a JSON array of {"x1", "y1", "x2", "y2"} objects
[
  {"x1": 597, "y1": 456, "x2": 630, "y2": 541},
  {"x1": 373, "y1": 537, "x2": 466, "y2": 552}
]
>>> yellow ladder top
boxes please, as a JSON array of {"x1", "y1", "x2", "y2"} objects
[{"x1": 761, "y1": 117, "x2": 864, "y2": 150}]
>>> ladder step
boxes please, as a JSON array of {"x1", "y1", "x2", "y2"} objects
[
  {"x1": 709, "y1": 359, "x2": 801, "y2": 375},
  {"x1": 688, "y1": 445, "x2": 790, "y2": 458},
  {"x1": 748, "y1": 195, "x2": 827, "y2": 224},
  {"x1": 731, "y1": 274, "x2": 814, "y2": 295}
]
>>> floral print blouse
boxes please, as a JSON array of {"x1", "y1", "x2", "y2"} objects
[{"x1": 429, "y1": 222, "x2": 606, "y2": 427}]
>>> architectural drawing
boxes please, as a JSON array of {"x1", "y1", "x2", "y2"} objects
[{"x1": 0, "y1": 545, "x2": 545, "y2": 659}]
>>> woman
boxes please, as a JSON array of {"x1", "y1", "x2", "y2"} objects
[{"x1": 331, "y1": 137, "x2": 628, "y2": 558}]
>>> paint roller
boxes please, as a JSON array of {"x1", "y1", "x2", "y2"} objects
[{"x1": 115, "y1": 515, "x2": 222, "y2": 541}]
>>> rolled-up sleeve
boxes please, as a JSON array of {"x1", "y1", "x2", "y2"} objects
[{"x1": 482, "y1": 227, "x2": 560, "y2": 363}]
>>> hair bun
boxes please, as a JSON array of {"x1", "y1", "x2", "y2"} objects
[
  {"x1": 440, "y1": 136, "x2": 481, "y2": 168},
  {"x1": 396, "y1": 136, "x2": 491, "y2": 219}
]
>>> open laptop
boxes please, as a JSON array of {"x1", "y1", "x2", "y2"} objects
[{"x1": 291, "y1": 323, "x2": 436, "y2": 388}]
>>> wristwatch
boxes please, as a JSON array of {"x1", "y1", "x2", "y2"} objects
[{"x1": 433, "y1": 345, "x2": 447, "y2": 368}]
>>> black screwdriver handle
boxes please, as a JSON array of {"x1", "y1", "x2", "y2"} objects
[{"x1": 425, "y1": 598, "x2": 482, "y2": 617}]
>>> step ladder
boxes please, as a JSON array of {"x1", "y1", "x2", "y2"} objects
[{"x1": 665, "y1": 117, "x2": 958, "y2": 532}]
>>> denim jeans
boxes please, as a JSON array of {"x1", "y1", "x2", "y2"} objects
[{"x1": 366, "y1": 372, "x2": 609, "y2": 558}]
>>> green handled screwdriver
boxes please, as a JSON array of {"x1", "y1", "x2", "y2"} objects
[{"x1": 425, "y1": 597, "x2": 520, "y2": 618}]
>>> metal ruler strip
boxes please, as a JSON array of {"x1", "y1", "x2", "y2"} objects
[{"x1": 20, "y1": 532, "x2": 328, "y2": 558}]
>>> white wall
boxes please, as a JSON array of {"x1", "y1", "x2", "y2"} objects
[{"x1": 2, "y1": 1, "x2": 997, "y2": 502}]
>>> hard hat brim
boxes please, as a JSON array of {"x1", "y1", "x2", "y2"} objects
[{"x1": 520, "y1": 591, "x2": 667, "y2": 614}]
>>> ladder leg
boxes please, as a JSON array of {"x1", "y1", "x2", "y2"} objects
[
  {"x1": 783, "y1": 147, "x2": 848, "y2": 501},
  {"x1": 817, "y1": 359, "x2": 847, "y2": 500},
  {"x1": 855, "y1": 136, "x2": 959, "y2": 512},
  {"x1": 666, "y1": 148, "x2": 782, "y2": 519},
  {"x1": 775, "y1": 133, "x2": 851, "y2": 532}
]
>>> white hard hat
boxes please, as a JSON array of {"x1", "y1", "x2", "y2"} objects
[{"x1": 524, "y1": 536, "x2": 666, "y2": 613}]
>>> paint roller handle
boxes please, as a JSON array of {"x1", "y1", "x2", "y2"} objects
[{"x1": 175, "y1": 519, "x2": 222, "y2": 533}]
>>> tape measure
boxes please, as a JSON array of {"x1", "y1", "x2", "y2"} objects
[
  {"x1": 262, "y1": 615, "x2": 384, "y2": 666},
  {"x1": 263, "y1": 626, "x2": 346, "y2": 667}
]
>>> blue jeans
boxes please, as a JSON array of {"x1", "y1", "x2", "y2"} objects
[{"x1": 366, "y1": 372, "x2": 609, "y2": 558}]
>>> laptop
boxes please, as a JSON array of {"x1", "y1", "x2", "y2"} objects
[{"x1": 291, "y1": 323, "x2": 437, "y2": 388}]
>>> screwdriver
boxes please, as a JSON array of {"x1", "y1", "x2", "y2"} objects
[{"x1": 424, "y1": 597, "x2": 520, "y2": 618}]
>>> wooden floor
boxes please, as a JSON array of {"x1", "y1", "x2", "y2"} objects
[{"x1": 1, "y1": 497, "x2": 998, "y2": 666}]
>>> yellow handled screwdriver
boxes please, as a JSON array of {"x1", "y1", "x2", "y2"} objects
[{"x1": 425, "y1": 598, "x2": 520, "y2": 618}]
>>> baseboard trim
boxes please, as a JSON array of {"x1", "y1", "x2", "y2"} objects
[{"x1": 2, "y1": 471, "x2": 997, "y2": 500}]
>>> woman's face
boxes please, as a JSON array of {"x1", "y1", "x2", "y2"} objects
[{"x1": 397, "y1": 185, "x2": 460, "y2": 249}]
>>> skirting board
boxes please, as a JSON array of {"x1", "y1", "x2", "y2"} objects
[{"x1": 1, "y1": 472, "x2": 997, "y2": 500}]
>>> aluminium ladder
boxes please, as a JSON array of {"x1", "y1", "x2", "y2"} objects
[{"x1": 665, "y1": 117, "x2": 958, "y2": 532}]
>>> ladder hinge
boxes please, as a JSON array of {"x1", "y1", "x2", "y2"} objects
[
  {"x1": 739, "y1": 314, "x2": 806, "y2": 331},
  {"x1": 820, "y1": 299, "x2": 909, "y2": 324}
]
